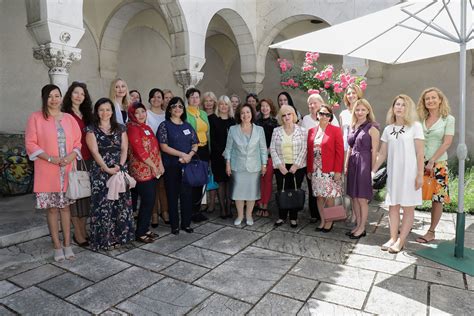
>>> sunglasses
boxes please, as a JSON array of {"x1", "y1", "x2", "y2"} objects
[
  {"x1": 170, "y1": 104, "x2": 184, "y2": 109},
  {"x1": 281, "y1": 113, "x2": 292, "y2": 118},
  {"x1": 318, "y1": 111, "x2": 332, "y2": 118}
]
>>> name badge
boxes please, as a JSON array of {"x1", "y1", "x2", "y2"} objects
[
  {"x1": 183, "y1": 129, "x2": 191, "y2": 135},
  {"x1": 144, "y1": 130, "x2": 151, "y2": 136}
]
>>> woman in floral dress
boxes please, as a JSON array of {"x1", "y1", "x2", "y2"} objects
[{"x1": 86, "y1": 97, "x2": 134, "y2": 251}]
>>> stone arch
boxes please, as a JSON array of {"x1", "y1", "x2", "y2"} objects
[{"x1": 99, "y1": 0, "x2": 188, "y2": 78}]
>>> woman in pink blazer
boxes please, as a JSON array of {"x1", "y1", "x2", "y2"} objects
[{"x1": 25, "y1": 84, "x2": 82, "y2": 262}]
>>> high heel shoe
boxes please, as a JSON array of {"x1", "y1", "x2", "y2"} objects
[
  {"x1": 160, "y1": 214, "x2": 170, "y2": 225},
  {"x1": 349, "y1": 231, "x2": 366, "y2": 239},
  {"x1": 64, "y1": 246, "x2": 75, "y2": 260},
  {"x1": 321, "y1": 223, "x2": 334, "y2": 233},
  {"x1": 54, "y1": 248, "x2": 65, "y2": 262}
]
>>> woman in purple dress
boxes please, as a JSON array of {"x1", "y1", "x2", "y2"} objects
[{"x1": 345, "y1": 99, "x2": 379, "y2": 239}]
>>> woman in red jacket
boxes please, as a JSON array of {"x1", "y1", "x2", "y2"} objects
[
  {"x1": 127, "y1": 102, "x2": 164, "y2": 243},
  {"x1": 307, "y1": 105, "x2": 344, "y2": 232}
]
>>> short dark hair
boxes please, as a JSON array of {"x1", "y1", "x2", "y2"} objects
[
  {"x1": 234, "y1": 103, "x2": 256, "y2": 124},
  {"x1": 246, "y1": 93, "x2": 259, "y2": 103},
  {"x1": 185, "y1": 87, "x2": 201, "y2": 100},
  {"x1": 92, "y1": 97, "x2": 121, "y2": 133},
  {"x1": 62, "y1": 81, "x2": 93, "y2": 126},
  {"x1": 319, "y1": 104, "x2": 334, "y2": 122},
  {"x1": 148, "y1": 88, "x2": 164, "y2": 104},
  {"x1": 129, "y1": 89, "x2": 142, "y2": 103},
  {"x1": 165, "y1": 96, "x2": 187, "y2": 121},
  {"x1": 41, "y1": 84, "x2": 62, "y2": 119}
]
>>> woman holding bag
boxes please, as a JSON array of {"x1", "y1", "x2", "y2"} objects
[
  {"x1": 270, "y1": 105, "x2": 307, "y2": 228},
  {"x1": 25, "y1": 84, "x2": 82, "y2": 261},
  {"x1": 415, "y1": 88, "x2": 455, "y2": 244},
  {"x1": 307, "y1": 105, "x2": 344, "y2": 232}
]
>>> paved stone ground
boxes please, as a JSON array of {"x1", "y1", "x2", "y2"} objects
[{"x1": 0, "y1": 196, "x2": 473, "y2": 315}]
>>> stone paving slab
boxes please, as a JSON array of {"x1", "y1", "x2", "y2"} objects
[
  {"x1": 188, "y1": 293, "x2": 252, "y2": 315},
  {"x1": 192, "y1": 227, "x2": 263, "y2": 255},
  {"x1": 8, "y1": 264, "x2": 64, "y2": 288},
  {"x1": 467, "y1": 274, "x2": 473, "y2": 291},
  {"x1": 416, "y1": 265, "x2": 465, "y2": 289},
  {"x1": 345, "y1": 253, "x2": 415, "y2": 278},
  {"x1": 67, "y1": 266, "x2": 162, "y2": 314},
  {"x1": 271, "y1": 274, "x2": 318, "y2": 301},
  {"x1": 100, "y1": 308, "x2": 128, "y2": 315},
  {"x1": 37, "y1": 272, "x2": 93, "y2": 298},
  {"x1": 193, "y1": 222, "x2": 225, "y2": 235},
  {"x1": 364, "y1": 272, "x2": 428, "y2": 315},
  {"x1": 290, "y1": 257, "x2": 376, "y2": 292},
  {"x1": 160, "y1": 261, "x2": 210, "y2": 283},
  {"x1": 298, "y1": 225, "x2": 359, "y2": 244},
  {"x1": 349, "y1": 233, "x2": 397, "y2": 260},
  {"x1": 0, "y1": 286, "x2": 88, "y2": 315},
  {"x1": 243, "y1": 217, "x2": 276, "y2": 233},
  {"x1": 253, "y1": 230, "x2": 353, "y2": 264},
  {"x1": 116, "y1": 277, "x2": 211, "y2": 315},
  {"x1": 248, "y1": 293, "x2": 304, "y2": 315},
  {"x1": 429, "y1": 284, "x2": 474, "y2": 315},
  {"x1": 141, "y1": 232, "x2": 204, "y2": 255},
  {"x1": 54, "y1": 250, "x2": 130, "y2": 282},
  {"x1": 0, "y1": 305, "x2": 16, "y2": 316},
  {"x1": 169, "y1": 245, "x2": 231, "y2": 268},
  {"x1": 0, "y1": 281, "x2": 21, "y2": 299},
  {"x1": 195, "y1": 246, "x2": 299, "y2": 303},
  {"x1": 116, "y1": 248, "x2": 177, "y2": 272},
  {"x1": 312, "y1": 282, "x2": 367, "y2": 310},
  {"x1": 298, "y1": 298, "x2": 373, "y2": 316}
]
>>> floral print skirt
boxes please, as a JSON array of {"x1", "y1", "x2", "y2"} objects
[
  {"x1": 311, "y1": 149, "x2": 342, "y2": 198},
  {"x1": 36, "y1": 192, "x2": 75, "y2": 209},
  {"x1": 426, "y1": 160, "x2": 450, "y2": 204}
]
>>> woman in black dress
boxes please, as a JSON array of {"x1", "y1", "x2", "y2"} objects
[{"x1": 208, "y1": 95, "x2": 236, "y2": 218}]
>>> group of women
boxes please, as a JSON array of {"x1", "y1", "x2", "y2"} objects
[{"x1": 25, "y1": 78, "x2": 455, "y2": 261}]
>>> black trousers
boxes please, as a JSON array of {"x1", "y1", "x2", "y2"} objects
[
  {"x1": 135, "y1": 178, "x2": 157, "y2": 237},
  {"x1": 306, "y1": 176, "x2": 321, "y2": 220},
  {"x1": 274, "y1": 164, "x2": 305, "y2": 221},
  {"x1": 192, "y1": 145, "x2": 210, "y2": 214},
  {"x1": 164, "y1": 164, "x2": 193, "y2": 230}
]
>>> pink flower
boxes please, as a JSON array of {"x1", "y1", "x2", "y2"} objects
[
  {"x1": 308, "y1": 89, "x2": 320, "y2": 95},
  {"x1": 311, "y1": 52, "x2": 320, "y2": 62},
  {"x1": 360, "y1": 80, "x2": 367, "y2": 91},
  {"x1": 288, "y1": 78, "x2": 295, "y2": 85},
  {"x1": 341, "y1": 81, "x2": 348, "y2": 89},
  {"x1": 305, "y1": 52, "x2": 312, "y2": 58},
  {"x1": 334, "y1": 86, "x2": 343, "y2": 93},
  {"x1": 349, "y1": 76, "x2": 356, "y2": 84},
  {"x1": 324, "y1": 80, "x2": 332, "y2": 89}
]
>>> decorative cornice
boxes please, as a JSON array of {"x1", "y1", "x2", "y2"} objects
[
  {"x1": 173, "y1": 70, "x2": 203, "y2": 90},
  {"x1": 33, "y1": 43, "x2": 81, "y2": 73}
]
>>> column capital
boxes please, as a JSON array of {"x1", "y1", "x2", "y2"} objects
[
  {"x1": 33, "y1": 43, "x2": 82, "y2": 74},
  {"x1": 174, "y1": 70, "x2": 204, "y2": 93},
  {"x1": 242, "y1": 82, "x2": 264, "y2": 95}
]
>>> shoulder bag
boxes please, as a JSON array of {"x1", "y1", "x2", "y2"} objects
[
  {"x1": 66, "y1": 160, "x2": 91, "y2": 199},
  {"x1": 275, "y1": 176, "x2": 305, "y2": 210}
]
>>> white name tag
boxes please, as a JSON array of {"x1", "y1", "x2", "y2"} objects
[
  {"x1": 183, "y1": 129, "x2": 191, "y2": 135},
  {"x1": 144, "y1": 130, "x2": 151, "y2": 136}
]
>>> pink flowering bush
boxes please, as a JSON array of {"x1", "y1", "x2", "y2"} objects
[{"x1": 278, "y1": 52, "x2": 367, "y2": 108}]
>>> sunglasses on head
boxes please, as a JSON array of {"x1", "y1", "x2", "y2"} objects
[
  {"x1": 318, "y1": 111, "x2": 332, "y2": 118},
  {"x1": 170, "y1": 103, "x2": 184, "y2": 109}
]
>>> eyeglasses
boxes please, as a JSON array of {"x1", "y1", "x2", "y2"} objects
[
  {"x1": 281, "y1": 113, "x2": 292, "y2": 118},
  {"x1": 318, "y1": 111, "x2": 332, "y2": 118},
  {"x1": 170, "y1": 104, "x2": 184, "y2": 109}
]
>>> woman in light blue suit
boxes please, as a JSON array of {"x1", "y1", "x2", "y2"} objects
[{"x1": 224, "y1": 103, "x2": 267, "y2": 226}]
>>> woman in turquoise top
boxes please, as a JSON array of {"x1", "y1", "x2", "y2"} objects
[{"x1": 415, "y1": 87, "x2": 455, "y2": 244}]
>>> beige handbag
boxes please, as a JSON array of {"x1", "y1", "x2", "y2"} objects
[{"x1": 66, "y1": 160, "x2": 91, "y2": 199}]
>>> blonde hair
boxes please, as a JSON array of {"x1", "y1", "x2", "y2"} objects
[
  {"x1": 277, "y1": 105, "x2": 297, "y2": 125},
  {"x1": 343, "y1": 84, "x2": 363, "y2": 108},
  {"x1": 386, "y1": 94, "x2": 418, "y2": 126},
  {"x1": 201, "y1": 91, "x2": 217, "y2": 112},
  {"x1": 351, "y1": 99, "x2": 376, "y2": 127},
  {"x1": 416, "y1": 87, "x2": 451, "y2": 120},
  {"x1": 109, "y1": 78, "x2": 130, "y2": 111},
  {"x1": 216, "y1": 95, "x2": 234, "y2": 118},
  {"x1": 307, "y1": 93, "x2": 325, "y2": 105}
]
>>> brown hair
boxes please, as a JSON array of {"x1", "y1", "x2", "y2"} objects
[{"x1": 416, "y1": 87, "x2": 451, "y2": 120}]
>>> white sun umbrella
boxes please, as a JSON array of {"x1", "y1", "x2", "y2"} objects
[{"x1": 271, "y1": 0, "x2": 472, "y2": 259}]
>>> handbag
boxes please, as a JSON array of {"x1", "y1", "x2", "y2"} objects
[
  {"x1": 372, "y1": 167, "x2": 387, "y2": 190},
  {"x1": 182, "y1": 157, "x2": 209, "y2": 187},
  {"x1": 422, "y1": 170, "x2": 436, "y2": 201},
  {"x1": 322, "y1": 179, "x2": 347, "y2": 222},
  {"x1": 206, "y1": 171, "x2": 219, "y2": 191},
  {"x1": 275, "y1": 177, "x2": 305, "y2": 210},
  {"x1": 66, "y1": 160, "x2": 91, "y2": 199}
]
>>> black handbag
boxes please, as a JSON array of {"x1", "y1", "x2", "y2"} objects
[
  {"x1": 275, "y1": 177, "x2": 305, "y2": 210},
  {"x1": 372, "y1": 167, "x2": 387, "y2": 190},
  {"x1": 182, "y1": 158, "x2": 209, "y2": 187}
]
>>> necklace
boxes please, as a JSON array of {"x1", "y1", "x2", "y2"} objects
[{"x1": 390, "y1": 125, "x2": 405, "y2": 139}]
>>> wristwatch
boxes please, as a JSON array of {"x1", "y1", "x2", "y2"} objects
[{"x1": 47, "y1": 156, "x2": 52, "y2": 163}]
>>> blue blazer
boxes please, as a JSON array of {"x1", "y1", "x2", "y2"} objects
[{"x1": 224, "y1": 124, "x2": 268, "y2": 172}]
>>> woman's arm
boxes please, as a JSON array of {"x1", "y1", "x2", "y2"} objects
[
  {"x1": 372, "y1": 141, "x2": 387, "y2": 173},
  {"x1": 415, "y1": 139, "x2": 424, "y2": 190},
  {"x1": 344, "y1": 148, "x2": 352, "y2": 175},
  {"x1": 333, "y1": 127, "x2": 344, "y2": 180},
  {"x1": 369, "y1": 127, "x2": 380, "y2": 171},
  {"x1": 425, "y1": 135, "x2": 453, "y2": 170},
  {"x1": 120, "y1": 132, "x2": 128, "y2": 167}
]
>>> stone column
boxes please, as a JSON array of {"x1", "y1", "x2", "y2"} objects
[
  {"x1": 174, "y1": 70, "x2": 204, "y2": 97},
  {"x1": 241, "y1": 71, "x2": 264, "y2": 96},
  {"x1": 33, "y1": 43, "x2": 81, "y2": 94}
]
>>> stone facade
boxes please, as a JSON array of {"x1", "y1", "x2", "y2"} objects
[{"x1": 0, "y1": 0, "x2": 472, "y2": 153}]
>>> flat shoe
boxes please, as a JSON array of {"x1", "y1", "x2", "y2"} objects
[
  {"x1": 246, "y1": 217, "x2": 254, "y2": 226},
  {"x1": 388, "y1": 244, "x2": 404, "y2": 253},
  {"x1": 290, "y1": 220, "x2": 297, "y2": 228},
  {"x1": 349, "y1": 231, "x2": 366, "y2": 239},
  {"x1": 73, "y1": 235, "x2": 89, "y2": 247},
  {"x1": 381, "y1": 240, "x2": 396, "y2": 251},
  {"x1": 182, "y1": 227, "x2": 194, "y2": 233},
  {"x1": 171, "y1": 229, "x2": 179, "y2": 235},
  {"x1": 136, "y1": 235, "x2": 154, "y2": 243},
  {"x1": 345, "y1": 231, "x2": 354, "y2": 237},
  {"x1": 234, "y1": 218, "x2": 243, "y2": 226},
  {"x1": 146, "y1": 231, "x2": 159, "y2": 239},
  {"x1": 274, "y1": 220, "x2": 284, "y2": 227}
]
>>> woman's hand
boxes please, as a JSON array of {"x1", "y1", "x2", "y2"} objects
[
  {"x1": 278, "y1": 164, "x2": 288, "y2": 175},
  {"x1": 150, "y1": 164, "x2": 159, "y2": 177},
  {"x1": 415, "y1": 173, "x2": 423, "y2": 190},
  {"x1": 307, "y1": 172, "x2": 312, "y2": 179},
  {"x1": 334, "y1": 172, "x2": 342, "y2": 182},
  {"x1": 104, "y1": 165, "x2": 120, "y2": 175},
  {"x1": 261, "y1": 165, "x2": 267, "y2": 176},
  {"x1": 158, "y1": 162, "x2": 165, "y2": 175},
  {"x1": 226, "y1": 162, "x2": 232, "y2": 177},
  {"x1": 425, "y1": 160, "x2": 435, "y2": 171},
  {"x1": 289, "y1": 165, "x2": 298, "y2": 174},
  {"x1": 180, "y1": 152, "x2": 192, "y2": 164}
]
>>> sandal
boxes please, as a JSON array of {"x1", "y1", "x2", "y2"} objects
[
  {"x1": 416, "y1": 230, "x2": 435, "y2": 244},
  {"x1": 146, "y1": 231, "x2": 159, "y2": 239},
  {"x1": 261, "y1": 209, "x2": 270, "y2": 217},
  {"x1": 136, "y1": 235, "x2": 154, "y2": 243},
  {"x1": 64, "y1": 246, "x2": 75, "y2": 260},
  {"x1": 255, "y1": 207, "x2": 263, "y2": 217},
  {"x1": 54, "y1": 248, "x2": 65, "y2": 262}
]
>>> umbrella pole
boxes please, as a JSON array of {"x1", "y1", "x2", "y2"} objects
[{"x1": 454, "y1": 0, "x2": 468, "y2": 258}]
